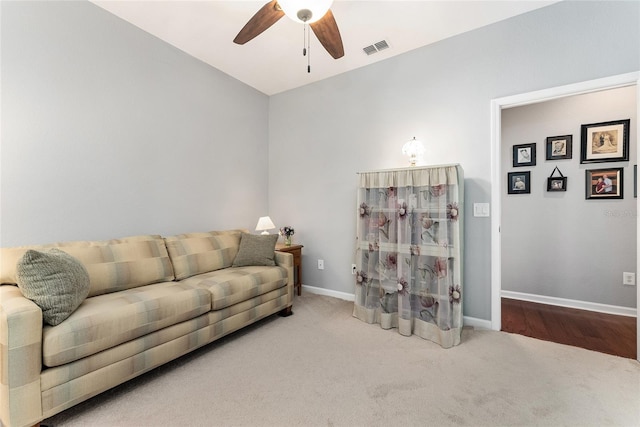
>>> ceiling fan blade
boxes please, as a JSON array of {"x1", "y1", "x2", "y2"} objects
[
  {"x1": 309, "y1": 9, "x2": 344, "y2": 59},
  {"x1": 233, "y1": 0, "x2": 285, "y2": 45}
]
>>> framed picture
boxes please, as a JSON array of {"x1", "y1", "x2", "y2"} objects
[
  {"x1": 580, "y1": 119, "x2": 630, "y2": 163},
  {"x1": 508, "y1": 171, "x2": 530, "y2": 194},
  {"x1": 634, "y1": 165, "x2": 637, "y2": 198},
  {"x1": 547, "y1": 166, "x2": 566, "y2": 192},
  {"x1": 545, "y1": 135, "x2": 572, "y2": 160},
  {"x1": 512, "y1": 143, "x2": 536, "y2": 167},
  {"x1": 547, "y1": 177, "x2": 567, "y2": 191},
  {"x1": 585, "y1": 167, "x2": 623, "y2": 199}
]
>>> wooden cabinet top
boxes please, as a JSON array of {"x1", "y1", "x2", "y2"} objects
[{"x1": 275, "y1": 243, "x2": 303, "y2": 252}]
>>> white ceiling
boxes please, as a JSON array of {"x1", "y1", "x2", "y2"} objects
[{"x1": 92, "y1": 0, "x2": 558, "y2": 95}]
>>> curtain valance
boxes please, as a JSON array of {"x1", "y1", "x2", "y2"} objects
[{"x1": 357, "y1": 164, "x2": 459, "y2": 189}]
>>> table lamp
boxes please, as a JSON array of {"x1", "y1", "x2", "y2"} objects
[{"x1": 255, "y1": 216, "x2": 276, "y2": 235}]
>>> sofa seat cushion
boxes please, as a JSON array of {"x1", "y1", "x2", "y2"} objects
[
  {"x1": 42, "y1": 282, "x2": 211, "y2": 367},
  {"x1": 41, "y1": 314, "x2": 211, "y2": 392},
  {"x1": 181, "y1": 266, "x2": 287, "y2": 311}
]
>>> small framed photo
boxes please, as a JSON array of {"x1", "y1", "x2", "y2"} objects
[
  {"x1": 580, "y1": 119, "x2": 630, "y2": 164},
  {"x1": 508, "y1": 171, "x2": 530, "y2": 194},
  {"x1": 585, "y1": 167, "x2": 623, "y2": 199},
  {"x1": 547, "y1": 177, "x2": 567, "y2": 192},
  {"x1": 547, "y1": 166, "x2": 566, "y2": 192},
  {"x1": 513, "y1": 143, "x2": 536, "y2": 167},
  {"x1": 545, "y1": 135, "x2": 572, "y2": 160}
]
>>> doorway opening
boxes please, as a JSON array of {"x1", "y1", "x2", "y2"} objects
[{"x1": 490, "y1": 72, "x2": 640, "y2": 361}]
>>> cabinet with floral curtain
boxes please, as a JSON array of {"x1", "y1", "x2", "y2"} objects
[{"x1": 353, "y1": 165, "x2": 464, "y2": 348}]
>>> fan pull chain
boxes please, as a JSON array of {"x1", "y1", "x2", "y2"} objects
[
  {"x1": 302, "y1": 24, "x2": 311, "y2": 73},
  {"x1": 303, "y1": 24, "x2": 307, "y2": 57},
  {"x1": 307, "y1": 34, "x2": 311, "y2": 73}
]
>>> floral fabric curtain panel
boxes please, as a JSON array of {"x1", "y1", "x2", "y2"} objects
[{"x1": 353, "y1": 165, "x2": 464, "y2": 348}]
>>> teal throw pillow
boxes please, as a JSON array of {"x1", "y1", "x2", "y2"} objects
[
  {"x1": 16, "y1": 248, "x2": 91, "y2": 326},
  {"x1": 232, "y1": 233, "x2": 278, "y2": 267}
]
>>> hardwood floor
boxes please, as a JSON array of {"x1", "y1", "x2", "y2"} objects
[{"x1": 501, "y1": 298, "x2": 637, "y2": 359}]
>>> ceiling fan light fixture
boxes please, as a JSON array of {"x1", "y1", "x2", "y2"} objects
[{"x1": 278, "y1": 0, "x2": 333, "y2": 24}]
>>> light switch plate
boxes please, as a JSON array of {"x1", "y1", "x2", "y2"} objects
[
  {"x1": 623, "y1": 272, "x2": 635, "y2": 286},
  {"x1": 473, "y1": 203, "x2": 490, "y2": 217}
]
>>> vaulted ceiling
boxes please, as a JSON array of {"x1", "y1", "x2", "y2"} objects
[{"x1": 92, "y1": 1, "x2": 557, "y2": 95}]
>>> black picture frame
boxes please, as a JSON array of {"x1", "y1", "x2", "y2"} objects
[
  {"x1": 634, "y1": 165, "x2": 637, "y2": 198},
  {"x1": 580, "y1": 119, "x2": 630, "y2": 164},
  {"x1": 547, "y1": 177, "x2": 567, "y2": 192},
  {"x1": 545, "y1": 135, "x2": 572, "y2": 160},
  {"x1": 585, "y1": 167, "x2": 624, "y2": 199},
  {"x1": 508, "y1": 171, "x2": 530, "y2": 194},
  {"x1": 512, "y1": 143, "x2": 536, "y2": 167}
]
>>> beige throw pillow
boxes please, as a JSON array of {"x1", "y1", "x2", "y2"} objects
[
  {"x1": 16, "y1": 248, "x2": 90, "y2": 326},
  {"x1": 232, "y1": 233, "x2": 278, "y2": 267}
]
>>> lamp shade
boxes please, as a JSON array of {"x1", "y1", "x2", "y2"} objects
[
  {"x1": 278, "y1": 0, "x2": 333, "y2": 24},
  {"x1": 402, "y1": 137, "x2": 425, "y2": 166},
  {"x1": 255, "y1": 216, "x2": 276, "y2": 235}
]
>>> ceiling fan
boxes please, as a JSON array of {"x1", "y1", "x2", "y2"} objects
[{"x1": 233, "y1": 0, "x2": 344, "y2": 61}]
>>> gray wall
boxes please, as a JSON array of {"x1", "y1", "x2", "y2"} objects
[
  {"x1": 502, "y1": 86, "x2": 637, "y2": 307},
  {"x1": 2, "y1": 1, "x2": 638, "y2": 321},
  {"x1": 1, "y1": 1, "x2": 269, "y2": 246},
  {"x1": 268, "y1": 1, "x2": 640, "y2": 320}
]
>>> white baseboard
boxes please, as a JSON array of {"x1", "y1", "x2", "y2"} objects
[
  {"x1": 301, "y1": 285, "x2": 494, "y2": 329},
  {"x1": 501, "y1": 290, "x2": 637, "y2": 317},
  {"x1": 463, "y1": 316, "x2": 492, "y2": 330},
  {"x1": 301, "y1": 285, "x2": 355, "y2": 301}
]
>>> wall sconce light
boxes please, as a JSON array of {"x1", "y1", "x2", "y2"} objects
[
  {"x1": 255, "y1": 216, "x2": 276, "y2": 235},
  {"x1": 402, "y1": 137, "x2": 425, "y2": 166}
]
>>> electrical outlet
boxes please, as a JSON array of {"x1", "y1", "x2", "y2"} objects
[
  {"x1": 622, "y1": 272, "x2": 635, "y2": 286},
  {"x1": 317, "y1": 259, "x2": 324, "y2": 270},
  {"x1": 351, "y1": 264, "x2": 357, "y2": 275}
]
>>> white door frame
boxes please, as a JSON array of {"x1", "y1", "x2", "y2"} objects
[{"x1": 490, "y1": 72, "x2": 640, "y2": 361}]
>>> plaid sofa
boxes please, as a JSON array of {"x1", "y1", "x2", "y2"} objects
[{"x1": 0, "y1": 230, "x2": 294, "y2": 427}]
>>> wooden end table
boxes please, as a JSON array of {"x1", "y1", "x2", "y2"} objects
[{"x1": 275, "y1": 243, "x2": 303, "y2": 296}]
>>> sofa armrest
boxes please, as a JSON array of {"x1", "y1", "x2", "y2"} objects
[
  {"x1": 0, "y1": 285, "x2": 43, "y2": 427},
  {"x1": 274, "y1": 252, "x2": 294, "y2": 305}
]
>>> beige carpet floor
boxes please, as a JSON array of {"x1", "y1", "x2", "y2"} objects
[{"x1": 44, "y1": 294, "x2": 640, "y2": 427}]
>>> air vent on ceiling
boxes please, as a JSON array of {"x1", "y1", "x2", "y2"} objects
[{"x1": 362, "y1": 40, "x2": 389, "y2": 56}]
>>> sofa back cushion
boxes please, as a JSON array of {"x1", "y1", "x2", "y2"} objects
[
  {"x1": 1, "y1": 235, "x2": 175, "y2": 297},
  {"x1": 164, "y1": 230, "x2": 243, "y2": 280}
]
